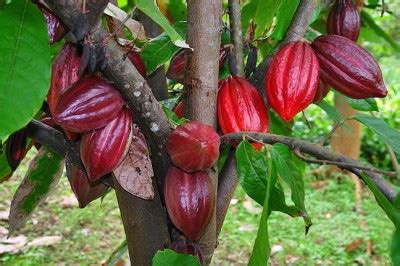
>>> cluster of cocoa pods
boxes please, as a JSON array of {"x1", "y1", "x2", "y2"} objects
[{"x1": 265, "y1": 0, "x2": 387, "y2": 122}]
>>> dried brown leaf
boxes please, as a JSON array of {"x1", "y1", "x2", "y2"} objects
[{"x1": 113, "y1": 125, "x2": 154, "y2": 200}]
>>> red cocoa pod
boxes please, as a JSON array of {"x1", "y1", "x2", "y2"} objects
[
  {"x1": 173, "y1": 101, "x2": 184, "y2": 118},
  {"x1": 37, "y1": 4, "x2": 66, "y2": 44},
  {"x1": 218, "y1": 76, "x2": 269, "y2": 134},
  {"x1": 164, "y1": 166, "x2": 215, "y2": 241},
  {"x1": 167, "y1": 47, "x2": 227, "y2": 83},
  {"x1": 80, "y1": 107, "x2": 132, "y2": 181},
  {"x1": 53, "y1": 76, "x2": 125, "y2": 133},
  {"x1": 6, "y1": 128, "x2": 28, "y2": 171},
  {"x1": 126, "y1": 48, "x2": 147, "y2": 78},
  {"x1": 327, "y1": 0, "x2": 361, "y2": 42},
  {"x1": 66, "y1": 164, "x2": 108, "y2": 208},
  {"x1": 311, "y1": 35, "x2": 388, "y2": 99},
  {"x1": 48, "y1": 43, "x2": 81, "y2": 116},
  {"x1": 166, "y1": 121, "x2": 220, "y2": 173},
  {"x1": 313, "y1": 80, "x2": 331, "y2": 104},
  {"x1": 266, "y1": 41, "x2": 319, "y2": 122},
  {"x1": 170, "y1": 239, "x2": 203, "y2": 263}
]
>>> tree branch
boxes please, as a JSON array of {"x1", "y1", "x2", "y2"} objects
[
  {"x1": 221, "y1": 132, "x2": 398, "y2": 202},
  {"x1": 185, "y1": 0, "x2": 222, "y2": 263},
  {"x1": 228, "y1": 0, "x2": 244, "y2": 77}
]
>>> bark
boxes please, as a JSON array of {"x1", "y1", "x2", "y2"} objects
[
  {"x1": 228, "y1": 0, "x2": 244, "y2": 77},
  {"x1": 185, "y1": 0, "x2": 222, "y2": 264}
]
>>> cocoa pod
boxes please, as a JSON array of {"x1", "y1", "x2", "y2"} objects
[
  {"x1": 173, "y1": 101, "x2": 184, "y2": 118},
  {"x1": 218, "y1": 76, "x2": 268, "y2": 134},
  {"x1": 126, "y1": 48, "x2": 147, "y2": 78},
  {"x1": 166, "y1": 121, "x2": 220, "y2": 173},
  {"x1": 53, "y1": 76, "x2": 125, "y2": 133},
  {"x1": 80, "y1": 107, "x2": 132, "y2": 181},
  {"x1": 164, "y1": 166, "x2": 215, "y2": 241},
  {"x1": 266, "y1": 41, "x2": 319, "y2": 121},
  {"x1": 37, "y1": 4, "x2": 66, "y2": 44},
  {"x1": 48, "y1": 43, "x2": 82, "y2": 116},
  {"x1": 327, "y1": 0, "x2": 360, "y2": 42},
  {"x1": 6, "y1": 128, "x2": 28, "y2": 171},
  {"x1": 66, "y1": 163, "x2": 108, "y2": 208},
  {"x1": 313, "y1": 81, "x2": 331, "y2": 104},
  {"x1": 170, "y1": 238, "x2": 204, "y2": 263},
  {"x1": 311, "y1": 35, "x2": 387, "y2": 99},
  {"x1": 167, "y1": 47, "x2": 227, "y2": 83}
]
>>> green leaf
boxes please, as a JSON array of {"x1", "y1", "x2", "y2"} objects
[
  {"x1": 353, "y1": 114, "x2": 400, "y2": 155},
  {"x1": 271, "y1": 144, "x2": 312, "y2": 228},
  {"x1": 361, "y1": 10, "x2": 400, "y2": 52},
  {"x1": 392, "y1": 229, "x2": 400, "y2": 266},
  {"x1": 269, "y1": 111, "x2": 293, "y2": 136},
  {"x1": 217, "y1": 145, "x2": 231, "y2": 175},
  {"x1": 167, "y1": 0, "x2": 187, "y2": 22},
  {"x1": 8, "y1": 147, "x2": 64, "y2": 233},
  {"x1": 106, "y1": 240, "x2": 128, "y2": 266},
  {"x1": 136, "y1": 0, "x2": 189, "y2": 49},
  {"x1": 141, "y1": 22, "x2": 187, "y2": 74},
  {"x1": 241, "y1": 0, "x2": 259, "y2": 34},
  {"x1": 152, "y1": 249, "x2": 200, "y2": 266},
  {"x1": 270, "y1": 0, "x2": 300, "y2": 40},
  {"x1": 248, "y1": 156, "x2": 276, "y2": 265},
  {"x1": 162, "y1": 105, "x2": 188, "y2": 128},
  {"x1": 317, "y1": 100, "x2": 341, "y2": 123},
  {"x1": 345, "y1": 97, "x2": 379, "y2": 112},
  {"x1": 254, "y1": 0, "x2": 282, "y2": 38},
  {"x1": 235, "y1": 140, "x2": 302, "y2": 217},
  {"x1": 0, "y1": 0, "x2": 51, "y2": 141},
  {"x1": 359, "y1": 172, "x2": 400, "y2": 225}
]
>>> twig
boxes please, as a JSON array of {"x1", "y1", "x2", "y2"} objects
[
  {"x1": 293, "y1": 149, "x2": 397, "y2": 177},
  {"x1": 386, "y1": 144, "x2": 400, "y2": 179},
  {"x1": 228, "y1": 0, "x2": 244, "y2": 77},
  {"x1": 319, "y1": 118, "x2": 350, "y2": 145},
  {"x1": 220, "y1": 132, "x2": 398, "y2": 202}
]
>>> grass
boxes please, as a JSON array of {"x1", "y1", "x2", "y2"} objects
[{"x1": 0, "y1": 156, "x2": 396, "y2": 265}]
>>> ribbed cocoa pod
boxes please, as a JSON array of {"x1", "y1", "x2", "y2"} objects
[
  {"x1": 327, "y1": 0, "x2": 360, "y2": 42},
  {"x1": 266, "y1": 41, "x2": 319, "y2": 121},
  {"x1": 6, "y1": 128, "x2": 28, "y2": 171},
  {"x1": 80, "y1": 107, "x2": 132, "y2": 181},
  {"x1": 170, "y1": 239, "x2": 204, "y2": 264},
  {"x1": 53, "y1": 76, "x2": 124, "y2": 133},
  {"x1": 311, "y1": 35, "x2": 387, "y2": 99},
  {"x1": 66, "y1": 164, "x2": 108, "y2": 208},
  {"x1": 166, "y1": 121, "x2": 220, "y2": 173},
  {"x1": 48, "y1": 43, "x2": 81, "y2": 116},
  {"x1": 313, "y1": 80, "x2": 331, "y2": 104},
  {"x1": 37, "y1": 4, "x2": 66, "y2": 44},
  {"x1": 164, "y1": 166, "x2": 215, "y2": 241},
  {"x1": 167, "y1": 47, "x2": 227, "y2": 83},
  {"x1": 218, "y1": 76, "x2": 268, "y2": 134}
]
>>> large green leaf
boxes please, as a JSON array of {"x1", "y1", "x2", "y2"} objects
[
  {"x1": 152, "y1": 249, "x2": 200, "y2": 266},
  {"x1": 345, "y1": 97, "x2": 379, "y2": 112},
  {"x1": 254, "y1": 0, "x2": 282, "y2": 38},
  {"x1": 8, "y1": 147, "x2": 64, "y2": 233},
  {"x1": 361, "y1": 10, "x2": 400, "y2": 52},
  {"x1": 271, "y1": 144, "x2": 312, "y2": 228},
  {"x1": 270, "y1": 0, "x2": 300, "y2": 40},
  {"x1": 141, "y1": 22, "x2": 187, "y2": 74},
  {"x1": 248, "y1": 156, "x2": 276, "y2": 265},
  {"x1": 0, "y1": 0, "x2": 51, "y2": 141},
  {"x1": 392, "y1": 229, "x2": 400, "y2": 266},
  {"x1": 354, "y1": 114, "x2": 400, "y2": 155},
  {"x1": 0, "y1": 152, "x2": 12, "y2": 180},
  {"x1": 167, "y1": 0, "x2": 186, "y2": 22},
  {"x1": 235, "y1": 140, "x2": 302, "y2": 217},
  {"x1": 136, "y1": 0, "x2": 188, "y2": 49}
]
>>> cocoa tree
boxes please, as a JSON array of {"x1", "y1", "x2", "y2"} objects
[{"x1": 0, "y1": 0, "x2": 399, "y2": 265}]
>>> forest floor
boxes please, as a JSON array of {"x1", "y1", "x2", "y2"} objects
[{"x1": 0, "y1": 154, "x2": 395, "y2": 265}]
